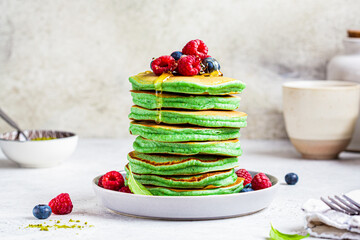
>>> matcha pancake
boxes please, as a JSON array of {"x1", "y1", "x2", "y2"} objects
[
  {"x1": 129, "y1": 106, "x2": 247, "y2": 128},
  {"x1": 129, "y1": 121, "x2": 240, "y2": 142},
  {"x1": 129, "y1": 72, "x2": 246, "y2": 95},
  {"x1": 125, "y1": 164, "x2": 237, "y2": 189},
  {"x1": 133, "y1": 137, "x2": 242, "y2": 156},
  {"x1": 145, "y1": 177, "x2": 244, "y2": 196},
  {"x1": 131, "y1": 90, "x2": 240, "y2": 110},
  {"x1": 127, "y1": 151, "x2": 239, "y2": 175}
]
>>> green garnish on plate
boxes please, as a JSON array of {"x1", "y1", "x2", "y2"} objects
[
  {"x1": 127, "y1": 165, "x2": 152, "y2": 196},
  {"x1": 270, "y1": 224, "x2": 309, "y2": 240}
]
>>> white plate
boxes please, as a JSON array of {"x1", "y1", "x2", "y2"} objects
[{"x1": 92, "y1": 170, "x2": 279, "y2": 220}]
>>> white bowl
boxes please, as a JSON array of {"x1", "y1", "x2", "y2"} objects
[
  {"x1": 92, "y1": 170, "x2": 279, "y2": 220},
  {"x1": 0, "y1": 130, "x2": 78, "y2": 168}
]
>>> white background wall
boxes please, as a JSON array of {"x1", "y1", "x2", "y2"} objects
[{"x1": 1, "y1": 0, "x2": 360, "y2": 138}]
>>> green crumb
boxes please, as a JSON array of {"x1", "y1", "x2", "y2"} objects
[
  {"x1": 25, "y1": 221, "x2": 94, "y2": 231},
  {"x1": 27, "y1": 224, "x2": 52, "y2": 231},
  {"x1": 54, "y1": 224, "x2": 66, "y2": 229}
]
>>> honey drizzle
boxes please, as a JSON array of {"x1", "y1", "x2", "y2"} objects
[
  {"x1": 154, "y1": 72, "x2": 173, "y2": 123},
  {"x1": 202, "y1": 70, "x2": 223, "y2": 77}
]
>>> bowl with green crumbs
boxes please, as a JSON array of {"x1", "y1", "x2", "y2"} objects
[{"x1": 0, "y1": 130, "x2": 78, "y2": 168}]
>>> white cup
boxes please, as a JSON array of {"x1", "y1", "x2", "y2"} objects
[{"x1": 283, "y1": 80, "x2": 360, "y2": 159}]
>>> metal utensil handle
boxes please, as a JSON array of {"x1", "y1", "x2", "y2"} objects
[{"x1": 0, "y1": 108, "x2": 28, "y2": 140}]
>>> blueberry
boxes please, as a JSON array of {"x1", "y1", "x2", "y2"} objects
[
  {"x1": 240, "y1": 188, "x2": 254, "y2": 193},
  {"x1": 244, "y1": 183, "x2": 252, "y2": 188},
  {"x1": 170, "y1": 51, "x2": 183, "y2": 61},
  {"x1": 285, "y1": 173, "x2": 298, "y2": 185},
  {"x1": 202, "y1": 57, "x2": 220, "y2": 73},
  {"x1": 33, "y1": 204, "x2": 52, "y2": 219}
]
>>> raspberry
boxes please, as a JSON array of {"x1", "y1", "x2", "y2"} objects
[
  {"x1": 251, "y1": 173, "x2": 272, "y2": 190},
  {"x1": 235, "y1": 169, "x2": 252, "y2": 186},
  {"x1": 177, "y1": 55, "x2": 201, "y2": 76},
  {"x1": 102, "y1": 171, "x2": 124, "y2": 191},
  {"x1": 48, "y1": 193, "x2": 73, "y2": 215},
  {"x1": 119, "y1": 186, "x2": 133, "y2": 194},
  {"x1": 98, "y1": 175, "x2": 104, "y2": 187},
  {"x1": 182, "y1": 39, "x2": 209, "y2": 60},
  {"x1": 151, "y1": 55, "x2": 176, "y2": 76}
]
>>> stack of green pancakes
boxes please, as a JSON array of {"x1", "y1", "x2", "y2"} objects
[{"x1": 127, "y1": 71, "x2": 247, "y2": 196}]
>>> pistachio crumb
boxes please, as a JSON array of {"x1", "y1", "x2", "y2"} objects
[{"x1": 26, "y1": 220, "x2": 93, "y2": 231}]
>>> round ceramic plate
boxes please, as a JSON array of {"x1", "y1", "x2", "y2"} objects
[{"x1": 92, "y1": 170, "x2": 279, "y2": 220}]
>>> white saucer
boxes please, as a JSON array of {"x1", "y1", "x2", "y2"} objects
[{"x1": 92, "y1": 170, "x2": 279, "y2": 220}]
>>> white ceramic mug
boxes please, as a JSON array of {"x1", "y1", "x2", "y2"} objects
[{"x1": 283, "y1": 80, "x2": 360, "y2": 159}]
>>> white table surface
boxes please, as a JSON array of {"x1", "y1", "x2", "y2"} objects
[{"x1": 1, "y1": 138, "x2": 360, "y2": 240}]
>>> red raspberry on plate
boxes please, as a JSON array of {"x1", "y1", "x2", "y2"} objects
[
  {"x1": 102, "y1": 171, "x2": 124, "y2": 191},
  {"x1": 48, "y1": 193, "x2": 73, "y2": 215},
  {"x1": 182, "y1": 39, "x2": 209, "y2": 60},
  {"x1": 119, "y1": 186, "x2": 133, "y2": 194},
  {"x1": 98, "y1": 175, "x2": 104, "y2": 187},
  {"x1": 251, "y1": 173, "x2": 272, "y2": 190},
  {"x1": 151, "y1": 55, "x2": 176, "y2": 76},
  {"x1": 235, "y1": 169, "x2": 252, "y2": 186},
  {"x1": 177, "y1": 55, "x2": 201, "y2": 76}
]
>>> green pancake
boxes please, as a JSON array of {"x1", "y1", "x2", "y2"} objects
[
  {"x1": 129, "y1": 72, "x2": 246, "y2": 95},
  {"x1": 125, "y1": 164, "x2": 237, "y2": 189},
  {"x1": 131, "y1": 90, "x2": 241, "y2": 110},
  {"x1": 127, "y1": 151, "x2": 239, "y2": 175},
  {"x1": 129, "y1": 121, "x2": 240, "y2": 142},
  {"x1": 145, "y1": 177, "x2": 244, "y2": 196},
  {"x1": 129, "y1": 106, "x2": 247, "y2": 128},
  {"x1": 133, "y1": 137, "x2": 242, "y2": 156}
]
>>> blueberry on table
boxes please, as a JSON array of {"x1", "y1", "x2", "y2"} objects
[
  {"x1": 33, "y1": 204, "x2": 52, "y2": 219},
  {"x1": 170, "y1": 51, "x2": 183, "y2": 61},
  {"x1": 240, "y1": 188, "x2": 254, "y2": 192},
  {"x1": 285, "y1": 173, "x2": 298, "y2": 185}
]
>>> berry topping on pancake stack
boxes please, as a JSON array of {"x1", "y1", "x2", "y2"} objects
[{"x1": 150, "y1": 39, "x2": 221, "y2": 76}]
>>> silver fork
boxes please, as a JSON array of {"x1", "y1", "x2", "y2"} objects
[{"x1": 321, "y1": 194, "x2": 360, "y2": 215}]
